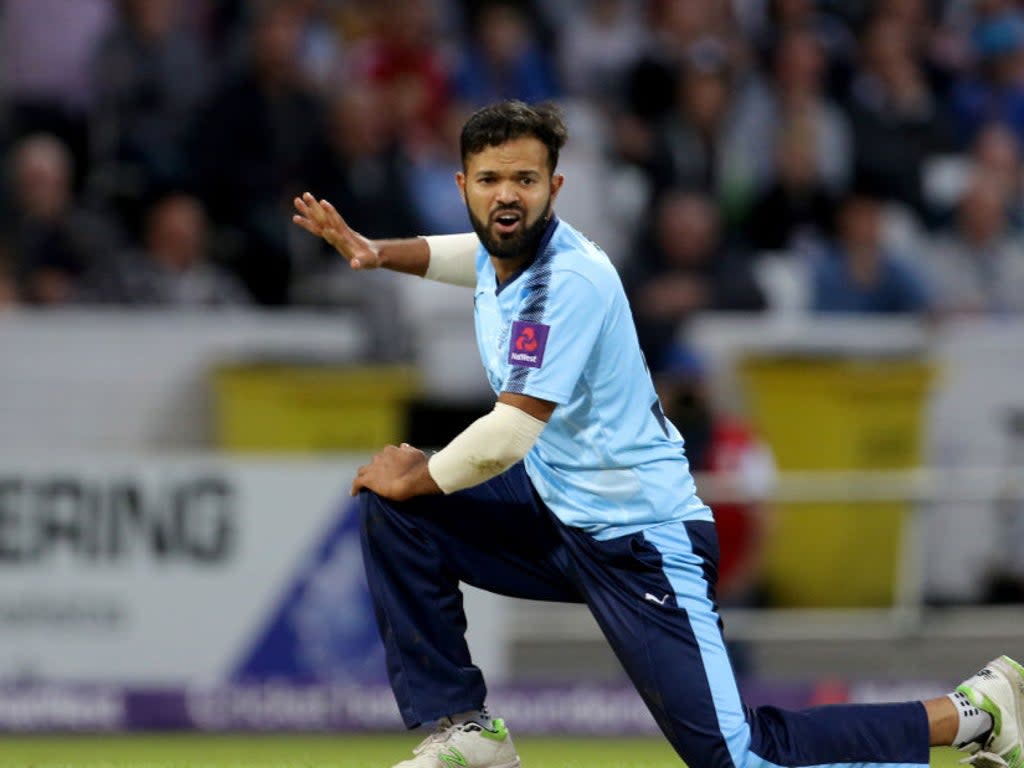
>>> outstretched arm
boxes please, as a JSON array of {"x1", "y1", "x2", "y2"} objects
[{"x1": 292, "y1": 192, "x2": 477, "y2": 286}]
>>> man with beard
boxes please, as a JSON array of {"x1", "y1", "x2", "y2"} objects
[{"x1": 292, "y1": 101, "x2": 1023, "y2": 768}]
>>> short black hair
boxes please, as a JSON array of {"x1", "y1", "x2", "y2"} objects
[{"x1": 459, "y1": 100, "x2": 568, "y2": 173}]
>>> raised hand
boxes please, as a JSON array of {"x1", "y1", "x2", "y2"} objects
[{"x1": 292, "y1": 192, "x2": 381, "y2": 269}]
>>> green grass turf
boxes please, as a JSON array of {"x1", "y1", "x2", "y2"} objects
[{"x1": 0, "y1": 734, "x2": 964, "y2": 768}]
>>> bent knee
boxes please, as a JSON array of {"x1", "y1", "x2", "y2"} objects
[
  {"x1": 358, "y1": 488, "x2": 385, "y2": 521},
  {"x1": 358, "y1": 489, "x2": 403, "y2": 538}
]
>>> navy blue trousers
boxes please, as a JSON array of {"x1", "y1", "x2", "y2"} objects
[{"x1": 359, "y1": 463, "x2": 929, "y2": 768}]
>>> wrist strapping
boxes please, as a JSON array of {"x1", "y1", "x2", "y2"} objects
[
  {"x1": 422, "y1": 233, "x2": 478, "y2": 287},
  {"x1": 427, "y1": 402, "x2": 546, "y2": 493}
]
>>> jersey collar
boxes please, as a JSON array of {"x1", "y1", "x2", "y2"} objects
[{"x1": 494, "y1": 215, "x2": 559, "y2": 295}]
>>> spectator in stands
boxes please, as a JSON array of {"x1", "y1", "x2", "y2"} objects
[
  {"x1": 556, "y1": 0, "x2": 650, "y2": 105},
  {"x1": 619, "y1": 0, "x2": 742, "y2": 124},
  {"x1": 623, "y1": 40, "x2": 747, "y2": 202},
  {"x1": 0, "y1": 0, "x2": 114, "y2": 190},
  {"x1": 288, "y1": 0, "x2": 349, "y2": 93},
  {"x1": 872, "y1": 0, "x2": 964, "y2": 99},
  {"x1": 190, "y1": 0, "x2": 325, "y2": 306},
  {"x1": 965, "y1": 121, "x2": 1024, "y2": 229},
  {"x1": 921, "y1": 176, "x2": 1024, "y2": 315},
  {"x1": 407, "y1": 104, "x2": 474, "y2": 236},
  {"x1": 0, "y1": 133, "x2": 122, "y2": 305},
  {"x1": 745, "y1": 115, "x2": 837, "y2": 254},
  {"x1": 732, "y1": 27, "x2": 851, "y2": 197},
  {"x1": 749, "y1": 0, "x2": 857, "y2": 85},
  {"x1": 450, "y1": 0, "x2": 559, "y2": 107},
  {"x1": 949, "y1": 9, "x2": 1024, "y2": 149},
  {"x1": 80, "y1": 193, "x2": 249, "y2": 307},
  {"x1": 306, "y1": 84, "x2": 423, "y2": 241},
  {"x1": 89, "y1": 0, "x2": 212, "y2": 230},
  {"x1": 971, "y1": 122, "x2": 1024, "y2": 214},
  {"x1": 811, "y1": 191, "x2": 931, "y2": 314},
  {"x1": 292, "y1": 85, "x2": 414, "y2": 360},
  {"x1": 346, "y1": 0, "x2": 451, "y2": 151},
  {"x1": 626, "y1": 189, "x2": 766, "y2": 370},
  {"x1": 845, "y1": 13, "x2": 955, "y2": 219},
  {"x1": 923, "y1": 120, "x2": 1024, "y2": 228}
]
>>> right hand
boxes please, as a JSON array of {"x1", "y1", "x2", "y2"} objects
[
  {"x1": 292, "y1": 192, "x2": 381, "y2": 269},
  {"x1": 350, "y1": 443, "x2": 441, "y2": 500}
]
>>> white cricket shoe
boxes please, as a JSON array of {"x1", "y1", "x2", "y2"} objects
[
  {"x1": 957, "y1": 655, "x2": 1024, "y2": 768},
  {"x1": 393, "y1": 717, "x2": 521, "y2": 768}
]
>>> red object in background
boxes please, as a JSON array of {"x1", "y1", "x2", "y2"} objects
[
  {"x1": 810, "y1": 679, "x2": 852, "y2": 706},
  {"x1": 352, "y1": 38, "x2": 450, "y2": 141},
  {"x1": 702, "y1": 417, "x2": 765, "y2": 595}
]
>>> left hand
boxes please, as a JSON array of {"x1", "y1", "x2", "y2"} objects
[
  {"x1": 351, "y1": 443, "x2": 441, "y2": 500},
  {"x1": 292, "y1": 192, "x2": 382, "y2": 270}
]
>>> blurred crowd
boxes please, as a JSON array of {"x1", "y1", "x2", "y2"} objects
[{"x1": 3, "y1": 0, "x2": 1024, "y2": 369}]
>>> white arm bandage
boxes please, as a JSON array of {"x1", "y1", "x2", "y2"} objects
[
  {"x1": 427, "y1": 402, "x2": 547, "y2": 494},
  {"x1": 422, "y1": 233, "x2": 478, "y2": 287}
]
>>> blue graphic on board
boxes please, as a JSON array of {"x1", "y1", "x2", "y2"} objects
[{"x1": 230, "y1": 497, "x2": 386, "y2": 683}]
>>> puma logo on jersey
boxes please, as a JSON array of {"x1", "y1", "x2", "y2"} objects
[{"x1": 645, "y1": 592, "x2": 670, "y2": 606}]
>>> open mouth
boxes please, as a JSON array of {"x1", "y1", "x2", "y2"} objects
[{"x1": 491, "y1": 210, "x2": 522, "y2": 235}]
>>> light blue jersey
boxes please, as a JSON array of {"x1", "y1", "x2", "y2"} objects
[{"x1": 473, "y1": 217, "x2": 712, "y2": 539}]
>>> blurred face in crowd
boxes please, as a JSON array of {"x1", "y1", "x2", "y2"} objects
[
  {"x1": 958, "y1": 179, "x2": 1007, "y2": 244},
  {"x1": 680, "y1": 65, "x2": 730, "y2": 134},
  {"x1": 775, "y1": 30, "x2": 824, "y2": 98},
  {"x1": 973, "y1": 122, "x2": 1020, "y2": 199},
  {"x1": 874, "y1": 0, "x2": 928, "y2": 28},
  {"x1": 863, "y1": 18, "x2": 919, "y2": 89},
  {"x1": 990, "y1": 44, "x2": 1024, "y2": 88},
  {"x1": 146, "y1": 195, "x2": 207, "y2": 272},
  {"x1": 253, "y1": 4, "x2": 304, "y2": 82},
  {"x1": 456, "y1": 137, "x2": 563, "y2": 261},
  {"x1": 838, "y1": 196, "x2": 883, "y2": 253},
  {"x1": 656, "y1": 192, "x2": 718, "y2": 267},
  {"x1": 13, "y1": 135, "x2": 72, "y2": 221},
  {"x1": 837, "y1": 196, "x2": 886, "y2": 287},
  {"x1": 975, "y1": 122, "x2": 1020, "y2": 169},
  {"x1": 379, "y1": 0, "x2": 436, "y2": 48},
  {"x1": 328, "y1": 86, "x2": 393, "y2": 158},
  {"x1": 477, "y1": 4, "x2": 530, "y2": 67},
  {"x1": 659, "y1": 0, "x2": 714, "y2": 44},
  {"x1": 126, "y1": 0, "x2": 178, "y2": 41},
  {"x1": 776, "y1": 127, "x2": 818, "y2": 187},
  {"x1": 770, "y1": 0, "x2": 814, "y2": 25}
]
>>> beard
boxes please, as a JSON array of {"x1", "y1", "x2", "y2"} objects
[{"x1": 467, "y1": 200, "x2": 552, "y2": 260}]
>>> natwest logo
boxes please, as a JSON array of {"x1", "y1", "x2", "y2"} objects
[
  {"x1": 515, "y1": 326, "x2": 539, "y2": 352},
  {"x1": 507, "y1": 320, "x2": 550, "y2": 369}
]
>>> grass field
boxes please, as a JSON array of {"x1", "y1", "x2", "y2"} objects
[{"x1": 0, "y1": 734, "x2": 964, "y2": 768}]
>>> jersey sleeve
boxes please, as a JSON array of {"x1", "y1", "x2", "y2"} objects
[{"x1": 502, "y1": 269, "x2": 606, "y2": 405}]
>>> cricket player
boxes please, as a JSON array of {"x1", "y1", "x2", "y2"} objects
[{"x1": 293, "y1": 100, "x2": 1023, "y2": 768}]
